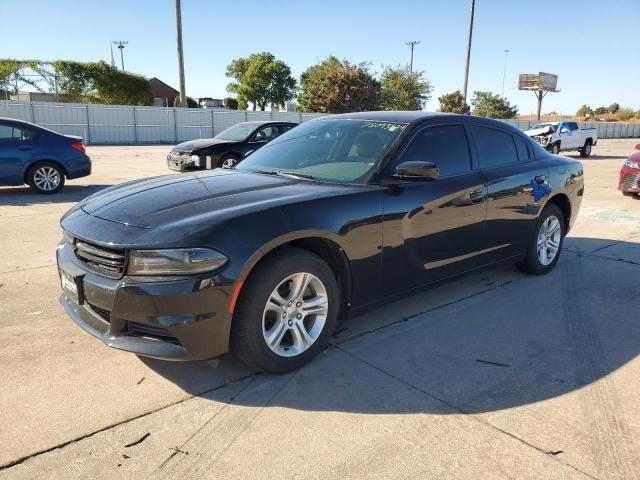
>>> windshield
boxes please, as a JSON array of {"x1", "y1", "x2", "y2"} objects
[
  {"x1": 215, "y1": 123, "x2": 259, "y2": 141},
  {"x1": 235, "y1": 118, "x2": 407, "y2": 183}
]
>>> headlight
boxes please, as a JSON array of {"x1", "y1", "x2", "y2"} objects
[
  {"x1": 128, "y1": 248, "x2": 228, "y2": 275},
  {"x1": 190, "y1": 155, "x2": 200, "y2": 163},
  {"x1": 625, "y1": 160, "x2": 640, "y2": 169}
]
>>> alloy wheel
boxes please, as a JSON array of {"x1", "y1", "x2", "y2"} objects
[
  {"x1": 537, "y1": 215, "x2": 561, "y2": 266},
  {"x1": 262, "y1": 272, "x2": 329, "y2": 357},
  {"x1": 222, "y1": 158, "x2": 238, "y2": 169},
  {"x1": 33, "y1": 166, "x2": 61, "y2": 192}
]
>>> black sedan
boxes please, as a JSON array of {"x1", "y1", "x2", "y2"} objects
[
  {"x1": 57, "y1": 112, "x2": 583, "y2": 373},
  {"x1": 167, "y1": 121, "x2": 297, "y2": 171}
]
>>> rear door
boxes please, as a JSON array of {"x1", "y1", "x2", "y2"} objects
[
  {"x1": 470, "y1": 124, "x2": 549, "y2": 264},
  {"x1": 0, "y1": 122, "x2": 39, "y2": 185},
  {"x1": 382, "y1": 122, "x2": 487, "y2": 293}
]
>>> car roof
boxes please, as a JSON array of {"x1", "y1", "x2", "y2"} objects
[
  {"x1": 0, "y1": 117, "x2": 40, "y2": 128},
  {"x1": 240, "y1": 120, "x2": 297, "y2": 126}
]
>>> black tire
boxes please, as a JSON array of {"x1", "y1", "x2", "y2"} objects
[
  {"x1": 622, "y1": 191, "x2": 636, "y2": 197},
  {"x1": 516, "y1": 203, "x2": 565, "y2": 275},
  {"x1": 231, "y1": 247, "x2": 339, "y2": 373},
  {"x1": 580, "y1": 139, "x2": 592, "y2": 158},
  {"x1": 27, "y1": 162, "x2": 65, "y2": 194},
  {"x1": 219, "y1": 154, "x2": 240, "y2": 169},
  {"x1": 551, "y1": 142, "x2": 561, "y2": 155}
]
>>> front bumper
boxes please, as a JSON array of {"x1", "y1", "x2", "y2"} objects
[
  {"x1": 167, "y1": 152, "x2": 214, "y2": 172},
  {"x1": 619, "y1": 169, "x2": 640, "y2": 193},
  {"x1": 57, "y1": 241, "x2": 235, "y2": 361}
]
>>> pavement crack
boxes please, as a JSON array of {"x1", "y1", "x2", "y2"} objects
[{"x1": 0, "y1": 372, "x2": 259, "y2": 472}]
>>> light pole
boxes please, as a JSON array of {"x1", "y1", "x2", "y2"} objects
[
  {"x1": 462, "y1": 0, "x2": 475, "y2": 105},
  {"x1": 113, "y1": 41, "x2": 128, "y2": 72},
  {"x1": 501, "y1": 49, "x2": 510, "y2": 99},
  {"x1": 405, "y1": 40, "x2": 420, "y2": 74},
  {"x1": 175, "y1": 0, "x2": 187, "y2": 108}
]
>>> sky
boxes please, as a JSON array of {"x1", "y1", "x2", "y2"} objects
[{"x1": 3, "y1": 0, "x2": 639, "y2": 115}]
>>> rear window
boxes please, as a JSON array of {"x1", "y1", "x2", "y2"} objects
[{"x1": 471, "y1": 126, "x2": 518, "y2": 169}]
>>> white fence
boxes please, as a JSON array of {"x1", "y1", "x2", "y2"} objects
[
  {"x1": 0, "y1": 100, "x2": 325, "y2": 144},
  {"x1": 1, "y1": 100, "x2": 639, "y2": 144}
]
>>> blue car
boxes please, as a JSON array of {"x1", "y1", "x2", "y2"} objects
[{"x1": 0, "y1": 117, "x2": 91, "y2": 194}]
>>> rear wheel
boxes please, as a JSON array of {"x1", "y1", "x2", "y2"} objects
[
  {"x1": 551, "y1": 142, "x2": 561, "y2": 155},
  {"x1": 517, "y1": 203, "x2": 565, "y2": 275},
  {"x1": 231, "y1": 248, "x2": 339, "y2": 373},
  {"x1": 27, "y1": 162, "x2": 65, "y2": 194},
  {"x1": 580, "y1": 139, "x2": 592, "y2": 158}
]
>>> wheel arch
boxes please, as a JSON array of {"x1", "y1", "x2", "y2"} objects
[
  {"x1": 232, "y1": 231, "x2": 353, "y2": 321},
  {"x1": 545, "y1": 193, "x2": 571, "y2": 232}
]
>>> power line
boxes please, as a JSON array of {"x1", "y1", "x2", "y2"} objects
[
  {"x1": 175, "y1": 0, "x2": 187, "y2": 108},
  {"x1": 462, "y1": 0, "x2": 475, "y2": 105},
  {"x1": 113, "y1": 41, "x2": 128, "y2": 72},
  {"x1": 501, "y1": 49, "x2": 510, "y2": 99}
]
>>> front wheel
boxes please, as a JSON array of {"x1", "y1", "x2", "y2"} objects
[
  {"x1": 551, "y1": 142, "x2": 561, "y2": 155},
  {"x1": 27, "y1": 162, "x2": 65, "y2": 194},
  {"x1": 517, "y1": 203, "x2": 565, "y2": 275},
  {"x1": 231, "y1": 248, "x2": 339, "y2": 373},
  {"x1": 219, "y1": 155, "x2": 240, "y2": 169}
]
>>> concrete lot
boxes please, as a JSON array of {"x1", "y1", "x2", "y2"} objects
[{"x1": 0, "y1": 139, "x2": 639, "y2": 479}]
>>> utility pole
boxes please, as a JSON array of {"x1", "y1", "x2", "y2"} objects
[
  {"x1": 405, "y1": 41, "x2": 420, "y2": 74},
  {"x1": 462, "y1": 0, "x2": 475, "y2": 105},
  {"x1": 175, "y1": 0, "x2": 187, "y2": 108},
  {"x1": 113, "y1": 41, "x2": 128, "y2": 72},
  {"x1": 501, "y1": 49, "x2": 509, "y2": 99}
]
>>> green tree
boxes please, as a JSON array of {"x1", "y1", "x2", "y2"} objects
[
  {"x1": 616, "y1": 108, "x2": 635, "y2": 121},
  {"x1": 438, "y1": 90, "x2": 470, "y2": 114},
  {"x1": 594, "y1": 106, "x2": 607, "y2": 115},
  {"x1": 173, "y1": 95, "x2": 198, "y2": 108},
  {"x1": 378, "y1": 65, "x2": 432, "y2": 111},
  {"x1": 576, "y1": 105, "x2": 592, "y2": 118},
  {"x1": 608, "y1": 102, "x2": 620, "y2": 113},
  {"x1": 471, "y1": 91, "x2": 518, "y2": 119},
  {"x1": 225, "y1": 52, "x2": 296, "y2": 111},
  {"x1": 223, "y1": 97, "x2": 238, "y2": 110},
  {"x1": 298, "y1": 56, "x2": 379, "y2": 113}
]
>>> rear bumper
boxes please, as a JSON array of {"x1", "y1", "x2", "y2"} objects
[
  {"x1": 57, "y1": 241, "x2": 235, "y2": 361},
  {"x1": 66, "y1": 155, "x2": 92, "y2": 179}
]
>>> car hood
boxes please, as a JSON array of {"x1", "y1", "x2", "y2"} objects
[
  {"x1": 79, "y1": 169, "x2": 345, "y2": 229},
  {"x1": 524, "y1": 126, "x2": 554, "y2": 137},
  {"x1": 172, "y1": 138, "x2": 234, "y2": 153}
]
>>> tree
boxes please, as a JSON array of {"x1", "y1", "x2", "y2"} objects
[
  {"x1": 594, "y1": 106, "x2": 607, "y2": 115},
  {"x1": 225, "y1": 52, "x2": 296, "y2": 111},
  {"x1": 470, "y1": 91, "x2": 518, "y2": 119},
  {"x1": 298, "y1": 56, "x2": 379, "y2": 113},
  {"x1": 438, "y1": 90, "x2": 470, "y2": 114},
  {"x1": 608, "y1": 103, "x2": 620, "y2": 114},
  {"x1": 378, "y1": 65, "x2": 432, "y2": 111},
  {"x1": 576, "y1": 105, "x2": 592, "y2": 118},
  {"x1": 223, "y1": 97, "x2": 238, "y2": 110},
  {"x1": 616, "y1": 108, "x2": 635, "y2": 121}
]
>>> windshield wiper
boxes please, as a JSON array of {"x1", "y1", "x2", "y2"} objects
[{"x1": 252, "y1": 169, "x2": 314, "y2": 180}]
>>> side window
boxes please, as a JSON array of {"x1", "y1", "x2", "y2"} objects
[
  {"x1": 396, "y1": 124, "x2": 472, "y2": 177},
  {"x1": 568, "y1": 122, "x2": 579, "y2": 131},
  {"x1": 254, "y1": 126, "x2": 278, "y2": 141},
  {"x1": 280, "y1": 124, "x2": 294, "y2": 133},
  {"x1": 514, "y1": 136, "x2": 531, "y2": 162},
  {"x1": 471, "y1": 126, "x2": 518, "y2": 169},
  {"x1": 0, "y1": 124, "x2": 35, "y2": 141}
]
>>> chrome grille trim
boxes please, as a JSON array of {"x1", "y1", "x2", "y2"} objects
[{"x1": 74, "y1": 240, "x2": 126, "y2": 277}]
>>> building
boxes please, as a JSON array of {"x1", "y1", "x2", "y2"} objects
[
  {"x1": 273, "y1": 101, "x2": 298, "y2": 112},
  {"x1": 198, "y1": 97, "x2": 225, "y2": 109},
  {"x1": 9, "y1": 92, "x2": 58, "y2": 102},
  {"x1": 148, "y1": 78, "x2": 179, "y2": 107}
]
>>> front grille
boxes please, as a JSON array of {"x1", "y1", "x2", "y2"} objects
[
  {"x1": 89, "y1": 304, "x2": 111, "y2": 323},
  {"x1": 622, "y1": 173, "x2": 640, "y2": 190},
  {"x1": 75, "y1": 240, "x2": 126, "y2": 278},
  {"x1": 128, "y1": 322, "x2": 180, "y2": 345}
]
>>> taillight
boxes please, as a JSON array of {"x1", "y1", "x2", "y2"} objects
[{"x1": 71, "y1": 141, "x2": 85, "y2": 154}]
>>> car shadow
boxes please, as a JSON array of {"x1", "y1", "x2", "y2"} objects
[
  {"x1": 0, "y1": 184, "x2": 111, "y2": 206},
  {"x1": 141, "y1": 237, "x2": 639, "y2": 415}
]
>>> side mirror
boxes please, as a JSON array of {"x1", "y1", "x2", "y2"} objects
[
  {"x1": 559, "y1": 127, "x2": 568, "y2": 133},
  {"x1": 635, "y1": 144, "x2": 640, "y2": 150},
  {"x1": 394, "y1": 161, "x2": 438, "y2": 180}
]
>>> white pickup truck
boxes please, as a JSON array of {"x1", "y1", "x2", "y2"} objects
[{"x1": 524, "y1": 121, "x2": 598, "y2": 157}]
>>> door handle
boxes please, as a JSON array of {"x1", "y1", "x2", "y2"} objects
[
  {"x1": 534, "y1": 175, "x2": 547, "y2": 185},
  {"x1": 469, "y1": 189, "x2": 486, "y2": 204}
]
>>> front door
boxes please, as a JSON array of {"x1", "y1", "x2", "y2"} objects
[
  {"x1": 0, "y1": 122, "x2": 38, "y2": 185},
  {"x1": 382, "y1": 123, "x2": 487, "y2": 294}
]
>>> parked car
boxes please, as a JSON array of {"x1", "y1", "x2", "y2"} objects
[
  {"x1": 57, "y1": 112, "x2": 583, "y2": 373},
  {"x1": 619, "y1": 143, "x2": 640, "y2": 196},
  {"x1": 0, "y1": 117, "x2": 91, "y2": 194},
  {"x1": 524, "y1": 121, "x2": 597, "y2": 157},
  {"x1": 167, "y1": 121, "x2": 297, "y2": 171}
]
